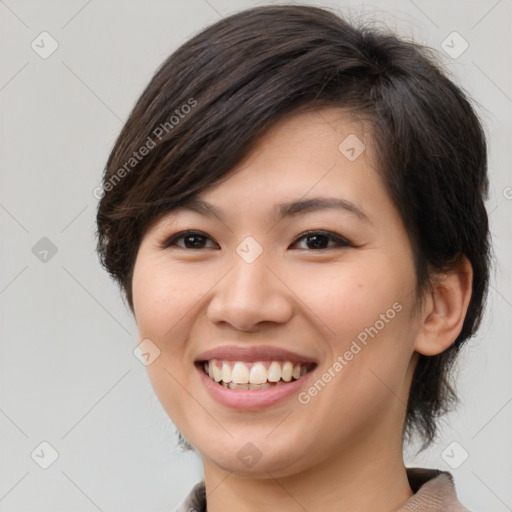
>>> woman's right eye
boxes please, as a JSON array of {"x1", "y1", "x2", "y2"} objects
[{"x1": 161, "y1": 230, "x2": 219, "y2": 250}]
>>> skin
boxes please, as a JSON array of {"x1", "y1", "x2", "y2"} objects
[{"x1": 131, "y1": 107, "x2": 473, "y2": 512}]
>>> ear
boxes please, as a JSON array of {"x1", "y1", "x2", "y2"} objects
[{"x1": 414, "y1": 257, "x2": 473, "y2": 356}]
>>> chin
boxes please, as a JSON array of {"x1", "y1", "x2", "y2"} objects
[{"x1": 199, "y1": 437, "x2": 313, "y2": 478}]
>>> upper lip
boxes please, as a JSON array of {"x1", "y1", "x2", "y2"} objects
[{"x1": 195, "y1": 345, "x2": 317, "y2": 365}]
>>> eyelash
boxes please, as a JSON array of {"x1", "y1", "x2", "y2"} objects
[{"x1": 160, "y1": 230, "x2": 353, "y2": 251}]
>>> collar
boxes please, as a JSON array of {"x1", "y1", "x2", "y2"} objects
[{"x1": 176, "y1": 467, "x2": 470, "y2": 511}]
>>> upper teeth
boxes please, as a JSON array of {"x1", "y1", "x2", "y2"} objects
[{"x1": 204, "y1": 360, "x2": 309, "y2": 384}]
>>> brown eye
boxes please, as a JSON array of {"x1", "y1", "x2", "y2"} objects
[
  {"x1": 161, "y1": 230, "x2": 219, "y2": 249},
  {"x1": 291, "y1": 231, "x2": 352, "y2": 250}
]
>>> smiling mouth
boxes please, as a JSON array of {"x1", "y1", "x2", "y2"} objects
[{"x1": 197, "y1": 359, "x2": 317, "y2": 390}]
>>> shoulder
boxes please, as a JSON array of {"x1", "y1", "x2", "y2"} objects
[
  {"x1": 175, "y1": 481, "x2": 206, "y2": 512},
  {"x1": 399, "y1": 467, "x2": 473, "y2": 511}
]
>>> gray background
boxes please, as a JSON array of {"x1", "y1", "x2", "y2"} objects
[{"x1": 0, "y1": 0, "x2": 511, "y2": 510}]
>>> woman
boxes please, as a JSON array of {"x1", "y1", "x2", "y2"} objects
[{"x1": 96, "y1": 5, "x2": 490, "y2": 511}]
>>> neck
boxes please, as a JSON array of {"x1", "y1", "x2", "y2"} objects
[{"x1": 202, "y1": 434, "x2": 413, "y2": 512}]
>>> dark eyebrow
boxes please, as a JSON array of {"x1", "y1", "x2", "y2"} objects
[
  {"x1": 173, "y1": 197, "x2": 226, "y2": 221},
  {"x1": 276, "y1": 197, "x2": 369, "y2": 222},
  {"x1": 173, "y1": 196, "x2": 369, "y2": 223}
]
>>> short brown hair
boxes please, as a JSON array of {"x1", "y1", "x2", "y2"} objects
[{"x1": 96, "y1": 4, "x2": 491, "y2": 448}]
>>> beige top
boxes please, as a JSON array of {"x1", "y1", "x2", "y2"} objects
[{"x1": 176, "y1": 468, "x2": 472, "y2": 511}]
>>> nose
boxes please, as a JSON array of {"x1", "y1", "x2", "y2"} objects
[{"x1": 206, "y1": 254, "x2": 294, "y2": 332}]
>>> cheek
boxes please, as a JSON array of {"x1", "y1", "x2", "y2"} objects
[
  {"x1": 132, "y1": 254, "x2": 200, "y2": 340},
  {"x1": 290, "y1": 253, "x2": 416, "y2": 349},
  {"x1": 292, "y1": 251, "x2": 419, "y2": 419},
  {"x1": 131, "y1": 252, "x2": 202, "y2": 429},
  {"x1": 317, "y1": 260, "x2": 417, "y2": 405}
]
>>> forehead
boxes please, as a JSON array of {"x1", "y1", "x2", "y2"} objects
[
  {"x1": 196, "y1": 107, "x2": 380, "y2": 207},
  {"x1": 245, "y1": 106, "x2": 375, "y2": 163}
]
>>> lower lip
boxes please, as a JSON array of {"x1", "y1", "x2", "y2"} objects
[{"x1": 196, "y1": 364, "x2": 315, "y2": 410}]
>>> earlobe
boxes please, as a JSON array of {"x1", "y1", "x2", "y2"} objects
[{"x1": 414, "y1": 257, "x2": 473, "y2": 356}]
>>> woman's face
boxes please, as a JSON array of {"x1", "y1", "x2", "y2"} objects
[{"x1": 132, "y1": 108, "x2": 423, "y2": 477}]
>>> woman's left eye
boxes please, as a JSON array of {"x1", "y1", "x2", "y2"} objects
[{"x1": 290, "y1": 230, "x2": 352, "y2": 250}]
